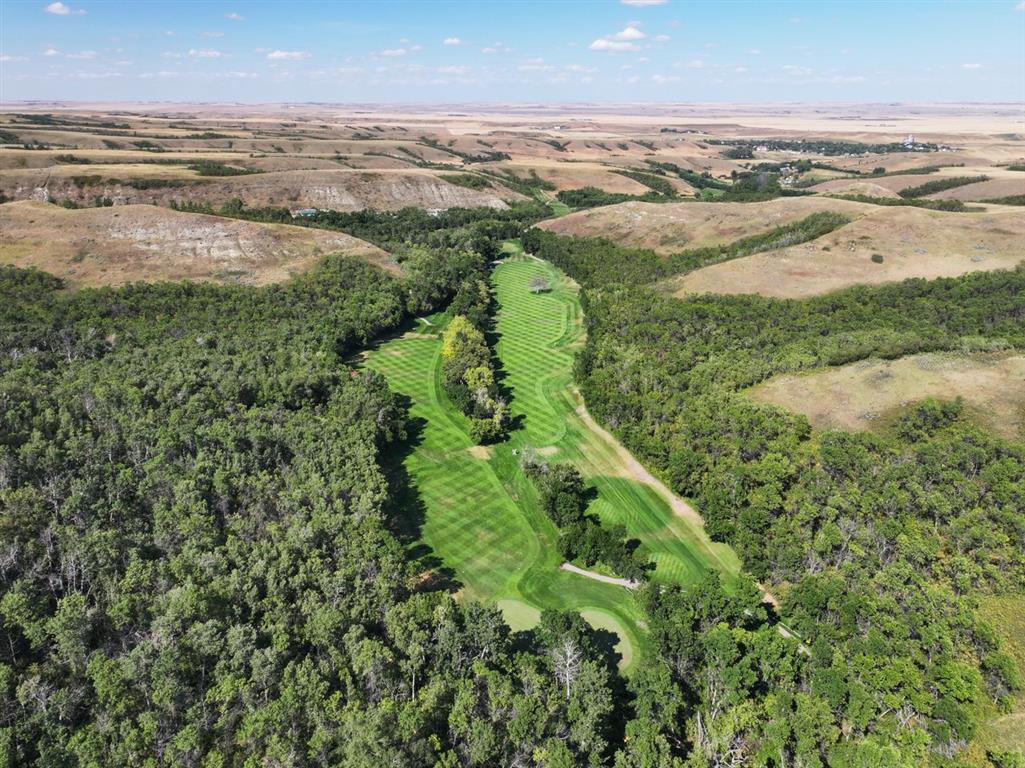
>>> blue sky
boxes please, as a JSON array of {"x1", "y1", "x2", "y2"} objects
[{"x1": 1, "y1": 1, "x2": 1023, "y2": 103}]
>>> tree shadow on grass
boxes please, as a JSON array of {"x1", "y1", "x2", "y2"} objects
[{"x1": 379, "y1": 395, "x2": 461, "y2": 594}]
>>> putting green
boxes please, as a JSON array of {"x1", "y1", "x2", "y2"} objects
[
  {"x1": 364, "y1": 246, "x2": 741, "y2": 670},
  {"x1": 580, "y1": 609, "x2": 634, "y2": 671},
  {"x1": 497, "y1": 598, "x2": 542, "y2": 632}
]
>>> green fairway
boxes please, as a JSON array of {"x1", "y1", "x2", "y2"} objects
[{"x1": 364, "y1": 247, "x2": 740, "y2": 669}]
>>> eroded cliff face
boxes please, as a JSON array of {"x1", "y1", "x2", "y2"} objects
[
  {"x1": 0, "y1": 169, "x2": 517, "y2": 211},
  {"x1": 0, "y1": 201, "x2": 396, "y2": 287}
]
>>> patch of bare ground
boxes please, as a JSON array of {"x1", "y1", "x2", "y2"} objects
[
  {"x1": 538, "y1": 197, "x2": 875, "y2": 253},
  {"x1": 747, "y1": 352, "x2": 1025, "y2": 441},
  {"x1": 669, "y1": 205, "x2": 1025, "y2": 299},
  {"x1": 571, "y1": 393, "x2": 705, "y2": 529},
  {"x1": 0, "y1": 200, "x2": 395, "y2": 287}
]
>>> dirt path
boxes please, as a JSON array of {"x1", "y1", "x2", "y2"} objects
[
  {"x1": 561, "y1": 562, "x2": 639, "y2": 589},
  {"x1": 572, "y1": 387, "x2": 786, "y2": 608},
  {"x1": 572, "y1": 394, "x2": 705, "y2": 528}
]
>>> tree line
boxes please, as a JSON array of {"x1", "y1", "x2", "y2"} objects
[{"x1": 522, "y1": 211, "x2": 851, "y2": 287}]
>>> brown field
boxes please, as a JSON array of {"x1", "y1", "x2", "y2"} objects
[
  {"x1": 495, "y1": 160, "x2": 691, "y2": 195},
  {"x1": 928, "y1": 176, "x2": 1025, "y2": 200},
  {"x1": 812, "y1": 180, "x2": 902, "y2": 198},
  {"x1": 0, "y1": 200, "x2": 394, "y2": 287},
  {"x1": 2, "y1": 102, "x2": 1022, "y2": 294},
  {"x1": 747, "y1": 352, "x2": 1025, "y2": 440},
  {"x1": 810, "y1": 166, "x2": 1025, "y2": 200},
  {"x1": 538, "y1": 197, "x2": 877, "y2": 253},
  {"x1": 668, "y1": 205, "x2": 1025, "y2": 299},
  {"x1": 3, "y1": 102, "x2": 1019, "y2": 213}
]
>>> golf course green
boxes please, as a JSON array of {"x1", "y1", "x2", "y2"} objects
[{"x1": 363, "y1": 244, "x2": 741, "y2": 670}]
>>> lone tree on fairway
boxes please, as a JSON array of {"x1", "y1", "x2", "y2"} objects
[{"x1": 529, "y1": 276, "x2": 551, "y2": 294}]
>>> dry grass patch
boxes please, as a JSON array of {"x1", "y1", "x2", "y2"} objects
[
  {"x1": 0, "y1": 201, "x2": 395, "y2": 287},
  {"x1": 669, "y1": 206, "x2": 1025, "y2": 299},
  {"x1": 747, "y1": 352, "x2": 1025, "y2": 441},
  {"x1": 813, "y1": 180, "x2": 902, "y2": 199},
  {"x1": 928, "y1": 176, "x2": 1025, "y2": 201},
  {"x1": 538, "y1": 197, "x2": 874, "y2": 254}
]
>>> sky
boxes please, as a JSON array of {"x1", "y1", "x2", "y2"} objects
[{"x1": 1, "y1": 0, "x2": 1023, "y2": 103}]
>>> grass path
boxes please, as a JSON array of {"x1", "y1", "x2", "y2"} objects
[{"x1": 363, "y1": 243, "x2": 741, "y2": 670}]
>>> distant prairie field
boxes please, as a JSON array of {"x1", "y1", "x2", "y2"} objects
[{"x1": 667, "y1": 205, "x2": 1025, "y2": 299}]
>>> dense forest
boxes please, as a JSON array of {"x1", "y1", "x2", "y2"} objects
[
  {"x1": 3, "y1": 190, "x2": 1024, "y2": 767},
  {"x1": 0, "y1": 243, "x2": 648, "y2": 766},
  {"x1": 529, "y1": 228, "x2": 1025, "y2": 765},
  {"x1": 171, "y1": 198, "x2": 550, "y2": 254}
]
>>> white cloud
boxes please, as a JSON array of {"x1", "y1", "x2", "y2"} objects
[
  {"x1": 437, "y1": 65, "x2": 469, "y2": 74},
  {"x1": 747, "y1": 49, "x2": 761, "y2": 55},
  {"x1": 589, "y1": 39, "x2": 641, "y2": 52},
  {"x1": 65, "y1": 50, "x2": 97, "y2": 59},
  {"x1": 68, "y1": 70, "x2": 122, "y2": 79},
  {"x1": 684, "y1": 58, "x2": 704, "y2": 69},
  {"x1": 782, "y1": 64, "x2": 814, "y2": 76},
  {"x1": 43, "y1": 47, "x2": 61, "y2": 56},
  {"x1": 162, "y1": 51, "x2": 182, "y2": 58},
  {"x1": 612, "y1": 25, "x2": 646, "y2": 41},
  {"x1": 202, "y1": 31, "x2": 225, "y2": 38},
  {"x1": 379, "y1": 48, "x2": 408, "y2": 57},
  {"x1": 652, "y1": 34, "x2": 670, "y2": 42},
  {"x1": 565, "y1": 63, "x2": 596, "y2": 73},
  {"x1": 267, "y1": 50, "x2": 311, "y2": 60},
  {"x1": 652, "y1": 73, "x2": 680, "y2": 83},
  {"x1": 0, "y1": 53, "x2": 30, "y2": 62},
  {"x1": 621, "y1": 0, "x2": 668, "y2": 5},
  {"x1": 45, "y1": 2, "x2": 85, "y2": 16},
  {"x1": 961, "y1": 62, "x2": 982, "y2": 69},
  {"x1": 188, "y1": 48, "x2": 224, "y2": 58},
  {"x1": 139, "y1": 70, "x2": 179, "y2": 79},
  {"x1": 1017, "y1": 1, "x2": 1025, "y2": 10},
  {"x1": 225, "y1": 12, "x2": 244, "y2": 21},
  {"x1": 590, "y1": 24, "x2": 647, "y2": 51},
  {"x1": 443, "y1": 37, "x2": 463, "y2": 46},
  {"x1": 518, "y1": 57, "x2": 552, "y2": 71}
]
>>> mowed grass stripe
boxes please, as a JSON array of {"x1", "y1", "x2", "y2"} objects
[
  {"x1": 364, "y1": 307, "x2": 647, "y2": 670},
  {"x1": 492, "y1": 255, "x2": 741, "y2": 585},
  {"x1": 365, "y1": 323, "x2": 538, "y2": 601},
  {"x1": 363, "y1": 250, "x2": 742, "y2": 670}
]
